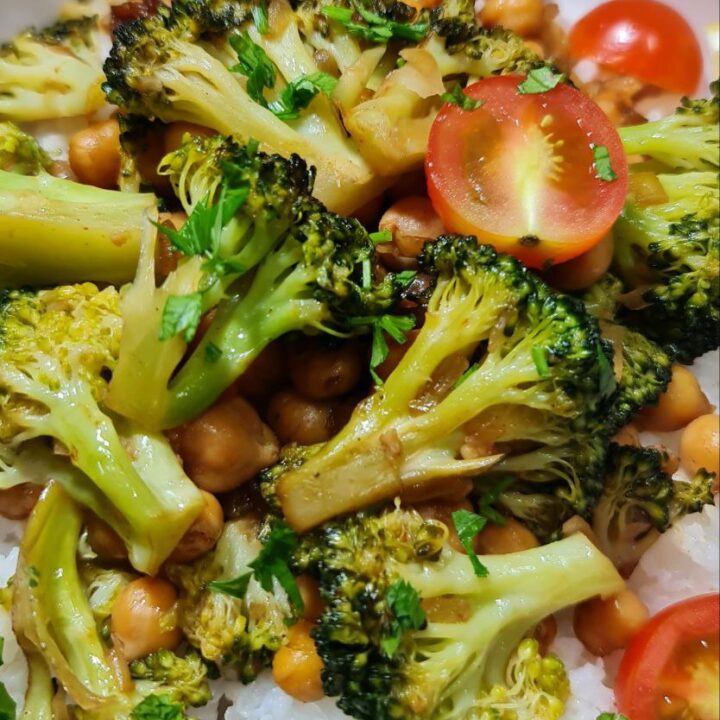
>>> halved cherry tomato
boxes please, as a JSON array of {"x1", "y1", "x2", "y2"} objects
[
  {"x1": 615, "y1": 593, "x2": 720, "y2": 720},
  {"x1": 569, "y1": 0, "x2": 703, "y2": 95},
  {"x1": 425, "y1": 77, "x2": 628, "y2": 268}
]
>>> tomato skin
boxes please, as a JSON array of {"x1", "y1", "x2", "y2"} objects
[
  {"x1": 426, "y1": 77, "x2": 628, "y2": 268},
  {"x1": 615, "y1": 593, "x2": 720, "y2": 720},
  {"x1": 569, "y1": 0, "x2": 703, "y2": 95}
]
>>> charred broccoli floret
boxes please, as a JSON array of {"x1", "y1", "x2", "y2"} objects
[
  {"x1": 296, "y1": 506, "x2": 623, "y2": 720},
  {"x1": 0, "y1": 122, "x2": 52, "y2": 175},
  {"x1": 277, "y1": 235, "x2": 614, "y2": 531},
  {"x1": 0, "y1": 16, "x2": 106, "y2": 122},
  {"x1": 0, "y1": 285, "x2": 204, "y2": 573},
  {"x1": 592, "y1": 444, "x2": 716, "y2": 573}
]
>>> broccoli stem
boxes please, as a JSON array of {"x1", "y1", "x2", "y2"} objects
[
  {"x1": 164, "y1": 244, "x2": 328, "y2": 427},
  {"x1": 0, "y1": 169, "x2": 157, "y2": 286},
  {"x1": 20, "y1": 652, "x2": 56, "y2": 720},
  {"x1": 13, "y1": 483, "x2": 121, "y2": 708}
]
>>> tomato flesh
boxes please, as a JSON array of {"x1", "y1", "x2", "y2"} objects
[
  {"x1": 615, "y1": 594, "x2": 720, "y2": 720},
  {"x1": 569, "y1": 0, "x2": 703, "y2": 95},
  {"x1": 426, "y1": 77, "x2": 628, "y2": 268}
]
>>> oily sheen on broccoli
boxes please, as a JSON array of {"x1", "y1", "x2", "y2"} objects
[
  {"x1": 0, "y1": 284, "x2": 204, "y2": 574},
  {"x1": 295, "y1": 506, "x2": 623, "y2": 720},
  {"x1": 277, "y1": 235, "x2": 614, "y2": 531},
  {"x1": 613, "y1": 85, "x2": 720, "y2": 362}
]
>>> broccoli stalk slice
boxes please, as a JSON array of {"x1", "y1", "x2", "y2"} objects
[
  {"x1": 0, "y1": 169, "x2": 157, "y2": 287},
  {"x1": 12, "y1": 484, "x2": 122, "y2": 709},
  {"x1": 20, "y1": 652, "x2": 59, "y2": 720}
]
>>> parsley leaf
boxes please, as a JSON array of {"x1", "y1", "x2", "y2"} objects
[
  {"x1": 381, "y1": 580, "x2": 426, "y2": 658},
  {"x1": 131, "y1": 694, "x2": 185, "y2": 719},
  {"x1": 270, "y1": 72, "x2": 338, "y2": 121},
  {"x1": 596, "y1": 342, "x2": 616, "y2": 398},
  {"x1": 476, "y1": 476, "x2": 514, "y2": 526},
  {"x1": 251, "y1": 0, "x2": 269, "y2": 34},
  {"x1": 322, "y1": 5, "x2": 428, "y2": 43},
  {"x1": 517, "y1": 67, "x2": 567, "y2": 94},
  {"x1": 210, "y1": 520, "x2": 304, "y2": 612},
  {"x1": 369, "y1": 229, "x2": 392, "y2": 245},
  {"x1": 351, "y1": 314, "x2": 416, "y2": 385},
  {"x1": 591, "y1": 144, "x2": 618, "y2": 182},
  {"x1": 441, "y1": 83, "x2": 484, "y2": 111},
  {"x1": 159, "y1": 293, "x2": 203, "y2": 342},
  {"x1": 531, "y1": 345, "x2": 550, "y2": 378},
  {"x1": 229, "y1": 32, "x2": 276, "y2": 106},
  {"x1": 452, "y1": 509, "x2": 489, "y2": 577},
  {"x1": 155, "y1": 198, "x2": 215, "y2": 257},
  {"x1": 596, "y1": 715, "x2": 629, "y2": 720}
]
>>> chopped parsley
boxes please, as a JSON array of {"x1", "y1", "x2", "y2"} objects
[
  {"x1": 517, "y1": 67, "x2": 567, "y2": 95},
  {"x1": 591, "y1": 144, "x2": 618, "y2": 182},
  {"x1": 441, "y1": 83, "x2": 484, "y2": 111},
  {"x1": 381, "y1": 579, "x2": 426, "y2": 658}
]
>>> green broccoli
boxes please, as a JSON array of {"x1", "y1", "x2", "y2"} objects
[
  {"x1": 0, "y1": 16, "x2": 106, "y2": 122},
  {"x1": 0, "y1": 153, "x2": 158, "y2": 286},
  {"x1": 613, "y1": 86, "x2": 720, "y2": 362},
  {"x1": 166, "y1": 518, "x2": 297, "y2": 681},
  {"x1": 107, "y1": 134, "x2": 400, "y2": 429},
  {"x1": 295, "y1": 506, "x2": 623, "y2": 720},
  {"x1": 592, "y1": 443, "x2": 716, "y2": 574},
  {"x1": 0, "y1": 284, "x2": 204, "y2": 574},
  {"x1": 129, "y1": 650, "x2": 211, "y2": 708},
  {"x1": 0, "y1": 122, "x2": 52, "y2": 175},
  {"x1": 18, "y1": 651, "x2": 65, "y2": 720},
  {"x1": 276, "y1": 235, "x2": 614, "y2": 532}
]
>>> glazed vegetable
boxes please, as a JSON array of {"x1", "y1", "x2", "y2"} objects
[
  {"x1": 0, "y1": 122, "x2": 52, "y2": 175},
  {"x1": 276, "y1": 235, "x2": 614, "y2": 531},
  {"x1": 0, "y1": 16, "x2": 105, "y2": 122},
  {"x1": 295, "y1": 506, "x2": 624, "y2": 720},
  {"x1": 0, "y1": 285, "x2": 204, "y2": 573}
]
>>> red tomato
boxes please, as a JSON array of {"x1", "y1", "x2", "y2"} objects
[
  {"x1": 569, "y1": 0, "x2": 703, "y2": 95},
  {"x1": 425, "y1": 77, "x2": 628, "y2": 268},
  {"x1": 615, "y1": 593, "x2": 720, "y2": 720}
]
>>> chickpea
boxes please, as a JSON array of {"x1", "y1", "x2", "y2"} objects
[
  {"x1": 637, "y1": 365, "x2": 711, "y2": 432},
  {"x1": 0, "y1": 483, "x2": 42, "y2": 520},
  {"x1": 544, "y1": 234, "x2": 614, "y2": 292},
  {"x1": 574, "y1": 590, "x2": 649, "y2": 657},
  {"x1": 561, "y1": 515, "x2": 599, "y2": 546},
  {"x1": 68, "y1": 118, "x2": 121, "y2": 189},
  {"x1": 168, "y1": 491, "x2": 224, "y2": 564},
  {"x1": 86, "y1": 512, "x2": 128, "y2": 562},
  {"x1": 164, "y1": 122, "x2": 215, "y2": 155},
  {"x1": 232, "y1": 342, "x2": 287, "y2": 399},
  {"x1": 178, "y1": 396, "x2": 280, "y2": 493},
  {"x1": 133, "y1": 125, "x2": 170, "y2": 194},
  {"x1": 378, "y1": 196, "x2": 446, "y2": 261},
  {"x1": 474, "y1": 517, "x2": 540, "y2": 555},
  {"x1": 612, "y1": 424, "x2": 640, "y2": 447},
  {"x1": 680, "y1": 414, "x2": 720, "y2": 476},
  {"x1": 296, "y1": 575, "x2": 324, "y2": 623},
  {"x1": 272, "y1": 620, "x2": 324, "y2": 703},
  {"x1": 111, "y1": 577, "x2": 182, "y2": 661},
  {"x1": 267, "y1": 391, "x2": 339, "y2": 445},
  {"x1": 534, "y1": 615, "x2": 558, "y2": 655},
  {"x1": 375, "y1": 329, "x2": 419, "y2": 382},
  {"x1": 290, "y1": 341, "x2": 363, "y2": 400},
  {"x1": 480, "y1": 0, "x2": 545, "y2": 37}
]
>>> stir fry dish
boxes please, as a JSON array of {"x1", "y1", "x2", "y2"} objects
[{"x1": 0, "y1": 1, "x2": 718, "y2": 719}]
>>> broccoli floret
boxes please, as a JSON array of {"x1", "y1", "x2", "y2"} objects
[
  {"x1": 0, "y1": 16, "x2": 106, "y2": 122},
  {"x1": 277, "y1": 235, "x2": 613, "y2": 531},
  {"x1": 12, "y1": 483, "x2": 124, "y2": 710},
  {"x1": 296, "y1": 506, "x2": 623, "y2": 720},
  {"x1": 613, "y1": 86, "x2": 720, "y2": 362},
  {"x1": 0, "y1": 285, "x2": 204, "y2": 573},
  {"x1": 259, "y1": 443, "x2": 323, "y2": 512},
  {"x1": 103, "y1": 4, "x2": 383, "y2": 214},
  {"x1": 592, "y1": 444, "x2": 716, "y2": 573},
  {"x1": 618, "y1": 82, "x2": 719, "y2": 172},
  {"x1": 166, "y1": 518, "x2": 296, "y2": 681},
  {"x1": 0, "y1": 165, "x2": 158, "y2": 287},
  {"x1": 107, "y1": 134, "x2": 399, "y2": 429},
  {"x1": 0, "y1": 122, "x2": 52, "y2": 175}
]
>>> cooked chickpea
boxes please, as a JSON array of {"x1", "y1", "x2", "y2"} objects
[
  {"x1": 637, "y1": 365, "x2": 711, "y2": 432},
  {"x1": 86, "y1": 512, "x2": 128, "y2": 562},
  {"x1": 545, "y1": 234, "x2": 614, "y2": 292},
  {"x1": 232, "y1": 342, "x2": 287, "y2": 399},
  {"x1": 267, "y1": 391, "x2": 338, "y2": 445},
  {"x1": 296, "y1": 575, "x2": 324, "y2": 623},
  {"x1": 474, "y1": 517, "x2": 540, "y2": 555},
  {"x1": 481, "y1": 0, "x2": 545, "y2": 37},
  {"x1": 680, "y1": 414, "x2": 720, "y2": 476},
  {"x1": 534, "y1": 615, "x2": 558, "y2": 655},
  {"x1": 0, "y1": 483, "x2": 42, "y2": 520},
  {"x1": 272, "y1": 620, "x2": 324, "y2": 703},
  {"x1": 612, "y1": 424, "x2": 640, "y2": 447},
  {"x1": 164, "y1": 121, "x2": 215, "y2": 155},
  {"x1": 68, "y1": 118, "x2": 121, "y2": 189},
  {"x1": 111, "y1": 577, "x2": 182, "y2": 661},
  {"x1": 375, "y1": 329, "x2": 419, "y2": 382},
  {"x1": 290, "y1": 341, "x2": 363, "y2": 400},
  {"x1": 168, "y1": 491, "x2": 224, "y2": 564},
  {"x1": 133, "y1": 125, "x2": 170, "y2": 194},
  {"x1": 378, "y1": 196, "x2": 446, "y2": 261},
  {"x1": 561, "y1": 515, "x2": 599, "y2": 546},
  {"x1": 178, "y1": 396, "x2": 280, "y2": 493},
  {"x1": 574, "y1": 590, "x2": 649, "y2": 656}
]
